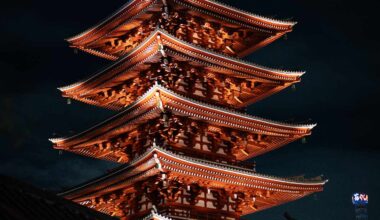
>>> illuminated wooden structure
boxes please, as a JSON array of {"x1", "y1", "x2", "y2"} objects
[
  {"x1": 66, "y1": 0, "x2": 296, "y2": 59},
  {"x1": 52, "y1": 0, "x2": 327, "y2": 219},
  {"x1": 60, "y1": 30, "x2": 304, "y2": 110}
]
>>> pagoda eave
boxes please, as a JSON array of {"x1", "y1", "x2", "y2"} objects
[
  {"x1": 66, "y1": 0, "x2": 161, "y2": 44},
  {"x1": 66, "y1": 29, "x2": 304, "y2": 88},
  {"x1": 67, "y1": 0, "x2": 296, "y2": 59},
  {"x1": 59, "y1": 146, "x2": 326, "y2": 217},
  {"x1": 72, "y1": 46, "x2": 119, "y2": 61},
  {"x1": 61, "y1": 29, "x2": 303, "y2": 110},
  {"x1": 237, "y1": 80, "x2": 301, "y2": 108},
  {"x1": 51, "y1": 84, "x2": 315, "y2": 163},
  {"x1": 237, "y1": 32, "x2": 289, "y2": 58},
  {"x1": 68, "y1": 0, "x2": 295, "y2": 44},
  {"x1": 52, "y1": 84, "x2": 316, "y2": 141}
]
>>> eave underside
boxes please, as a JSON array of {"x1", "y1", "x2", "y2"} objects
[
  {"x1": 67, "y1": 0, "x2": 295, "y2": 59},
  {"x1": 52, "y1": 85, "x2": 314, "y2": 163},
  {"x1": 60, "y1": 147, "x2": 325, "y2": 219},
  {"x1": 61, "y1": 30, "x2": 302, "y2": 110}
]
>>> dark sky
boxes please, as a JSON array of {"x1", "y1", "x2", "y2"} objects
[{"x1": 0, "y1": 0, "x2": 379, "y2": 219}]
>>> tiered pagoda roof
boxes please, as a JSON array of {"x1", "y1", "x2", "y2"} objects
[
  {"x1": 61, "y1": 29, "x2": 303, "y2": 110},
  {"x1": 51, "y1": 84, "x2": 315, "y2": 163},
  {"x1": 53, "y1": 0, "x2": 327, "y2": 219},
  {"x1": 67, "y1": 0, "x2": 295, "y2": 59}
]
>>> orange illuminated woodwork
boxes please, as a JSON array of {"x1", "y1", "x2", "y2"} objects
[
  {"x1": 53, "y1": 1, "x2": 327, "y2": 219},
  {"x1": 67, "y1": 0, "x2": 295, "y2": 59},
  {"x1": 59, "y1": 146, "x2": 326, "y2": 220},
  {"x1": 61, "y1": 30, "x2": 303, "y2": 110},
  {"x1": 51, "y1": 84, "x2": 314, "y2": 163}
]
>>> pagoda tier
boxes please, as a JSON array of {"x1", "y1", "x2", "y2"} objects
[
  {"x1": 50, "y1": 84, "x2": 315, "y2": 164},
  {"x1": 67, "y1": 0, "x2": 295, "y2": 60},
  {"x1": 59, "y1": 146, "x2": 327, "y2": 220},
  {"x1": 61, "y1": 29, "x2": 303, "y2": 110}
]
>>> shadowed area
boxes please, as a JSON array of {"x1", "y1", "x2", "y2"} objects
[{"x1": 0, "y1": 175, "x2": 117, "y2": 220}]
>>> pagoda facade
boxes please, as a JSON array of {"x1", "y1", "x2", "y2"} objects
[{"x1": 51, "y1": 1, "x2": 327, "y2": 219}]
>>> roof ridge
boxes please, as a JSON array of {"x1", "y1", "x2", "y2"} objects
[
  {"x1": 154, "y1": 83, "x2": 316, "y2": 129},
  {"x1": 204, "y1": 0, "x2": 297, "y2": 26},
  {"x1": 149, "y1": 145, "x2": 327, "y2": 185},
  {"x1": 157, "y1": 28, "x2": 305, "y2": 76}
]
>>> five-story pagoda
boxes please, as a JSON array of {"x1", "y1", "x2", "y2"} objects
[{"x1": 50, "y1": 0, "x2": 327, "y2": 219}]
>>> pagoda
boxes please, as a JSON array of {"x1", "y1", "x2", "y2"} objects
[{"x1": 51, "y1": 0, "x2": 327, "y2": 219}]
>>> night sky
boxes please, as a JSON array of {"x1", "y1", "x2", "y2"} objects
[{"x1": 0, "y1": 0, "x2": 379, "y2": 219}]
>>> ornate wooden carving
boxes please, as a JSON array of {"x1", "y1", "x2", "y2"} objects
[
  {"x1": 70, "y1": 113, "x2": 289, "y2": 164},
  {"x1": 161, "y1": 10, "x2": 257, "y2": 56},
  {"x1": 81, "y1": 175, "x2": 266, "y2": 220},
  {"x1": 212, "y1": 189, "x2": 228, "y2": 210},
  {"x1": 89, "y1": 7, "x2": 262, "y2": 58},
  {"x1": 102, "y1": 18, "x2": 158, "y2": 57},
  {"x1": 81, "y1": 57, "x2": 273, "y2": 109}
]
